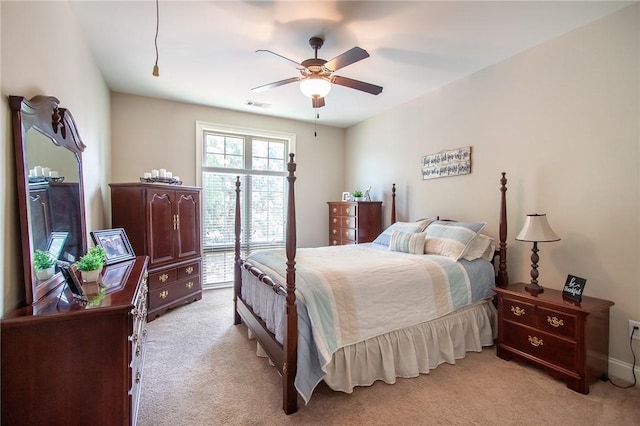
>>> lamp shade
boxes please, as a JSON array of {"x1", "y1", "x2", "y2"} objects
[
  {"x1": 516, "y1": 214, "x2": 560, "y2": 242},
  {"x1": 300, "y1": 76, "x2": 331, "y2": 98}
]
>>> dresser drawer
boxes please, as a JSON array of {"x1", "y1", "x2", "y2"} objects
[
  {"x1": 502, "y1": 322, "x2": 577, "y2": 372},
  {"x1": 177, "y1": 261, "x2": 200, "y2": 280},
  {"x1": 537, "y1": 306, "x2": 577, "y2": 339},
  {"x1": 148, "y1": 267, "x2": 177, "y2": 289},
  {"x1": 501, "y1": 297, "x2": 536, "y2": 327},
  {"x1": 149, "y1": 276, "x2": 202, "y2": 308}
]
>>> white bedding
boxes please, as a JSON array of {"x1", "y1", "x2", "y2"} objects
[{"x1": 240, "y1": 242, "x2": 497, "y2": 402}]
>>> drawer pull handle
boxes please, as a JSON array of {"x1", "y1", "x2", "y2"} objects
[
  {"x1": 185, "y1": 266, "x2": 194, "y2": 274},
  {"x1": 510, "y1": 306, "x2": 525, "y2": 317},
  {"x1": 332, "y1": 240, "x2": 338, "y2": 246},
  {"x1": 135, "y1": 371, "x2": 141, "y2": 384},
  {"x1": 547, "y1": 316, "x2": 564, "y2": 328},
  {"x1": 186, "y1": 281, "x2": 194, "y2": 289},
  {"x1": 332, "y1": 218, "x2": 337, "y2": 224},
  {"x1": 159, "y1": 290, "x2": 169, "y2": 299},
  {"x1": 332, "y1": 207, "x2": 337, "y2": 213},
  {"x1": 332, "y1": 229, "x2": 337, "y2": 235},
  {"x1": 159, "y1": 273, "x2": 169, "y2": 283},
  {"x1": 528, "y1": 335, "x2": 543, "y2": 347}
]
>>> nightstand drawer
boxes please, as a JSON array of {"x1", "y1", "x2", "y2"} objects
[
  {"x1": 501, "y1": 297, "x2": 536, "y2": 327},
  {"x1": 537, "y1": 307, "x2": 577, "y2": 339},
  {"x1": 502, "y1": 322, "x2": 577, "y2": 372}
]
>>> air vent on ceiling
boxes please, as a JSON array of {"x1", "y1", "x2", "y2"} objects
[{"x1": 245, "y1": 100, "x2": 271, "y2": 108}]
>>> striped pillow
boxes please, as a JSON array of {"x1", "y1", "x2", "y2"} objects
[
  {"x1": 389, "y1": 230, "x2": 426, "y2": 254},
  {"x1": 425, "y1": 221, "x2": 486, "y2": 260},
  {"x1": 372, "y1": 218, "x2": 434, "y2": 247}
]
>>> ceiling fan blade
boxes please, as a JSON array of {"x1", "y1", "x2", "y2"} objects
[
  {"x1": 251, "y1": 77, "x2": 301, "y2": 93},
  {"x1": 256, "y1": 49, "x2": 302, "y2": 67},
  {"x1": 324, "y1": 47, "x2": 369, "y2": 72},
  {"x1": 312, "y1": 97, "x2": 325, "y2": 108},
  {"x1": 331, "y1": 76, "x2": 383, "y2": 95}
]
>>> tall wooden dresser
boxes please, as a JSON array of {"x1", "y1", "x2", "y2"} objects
[
  {"x1": 327, "y1": 201, "x2": 382, "y2": 245},
  {"x1": 110, "y1": 183, "x2": 202, "y2": 321},
  {"x1": 1, "y1": 257, "x2": 149, "y2": 426}
]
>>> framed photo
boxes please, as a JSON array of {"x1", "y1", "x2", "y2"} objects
[
  {"x1": 47, "y1": 231, "x2": 69, "y2": 261},
  {"x1": 90, "y1": 228, "x2": 135, "y2": 265},
  {"x1": 563, "y1": 274, "x2": 587, "y2": 302},
  {"x1": 341, "y1": 191, "x2": 351, "y2": 201},
  {"x1": 100, "y1": 259, "x2": 135, "y2": 293},
  {"x1": 58, "y1": 261, "x2": 86, "y2": 301}
]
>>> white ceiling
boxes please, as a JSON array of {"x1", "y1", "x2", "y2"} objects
[{"x1": 70, "y1": 1, "x2": 632, "y2": 128}]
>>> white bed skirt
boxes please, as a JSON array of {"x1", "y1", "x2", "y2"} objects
[
  {"x1": 244, "y1": 278, "x2": 497, "y2": 396},
  {"x1": 323, "y1": 299, "x2": 497, "y2": 393}
]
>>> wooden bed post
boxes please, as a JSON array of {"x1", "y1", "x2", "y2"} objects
[
  {"x1": 391, "y1": 183, "x2": 396, "y2": 224},
  {"x1": 283, "y1": 153, "x2": 298, "y2": 414},
  {"x1": 497, "y1": 172, "x2": 509, "y2": 287},
  {"x1": 233, "y1": 176, "x2": 242, "y2": 325}
]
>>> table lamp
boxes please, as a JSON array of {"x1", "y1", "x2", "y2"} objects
[{"x1": 516, "y1": 214, "x2": 560, "y2": 294}]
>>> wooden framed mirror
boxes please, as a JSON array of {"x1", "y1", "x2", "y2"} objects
[{"x1": 10, "y1": 95, "x2": 87, "y2": 305}]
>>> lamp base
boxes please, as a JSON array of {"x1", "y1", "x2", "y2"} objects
[{"x1": 525, "y1": 283, "x2": 544, "y2": 294}]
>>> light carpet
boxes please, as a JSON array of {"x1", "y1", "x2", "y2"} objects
[{"x1": 138, "y1": 288, "x2": 639, "y2": 425}]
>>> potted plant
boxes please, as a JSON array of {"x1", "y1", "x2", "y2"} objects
[
  {"x1": 352, "y1": 190, "x2": 364, "y2": 201},
  {"x1": 76, "y1": 246, "x2": 106, "y2": 282},
  {"x1": 33, "y1": 249, "x2": 56, "y2": 281}
]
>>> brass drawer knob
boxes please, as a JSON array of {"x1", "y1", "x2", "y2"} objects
[
  {"x1": 547, "y1": 316, "x2": 564, "y2": 328},
  {"x1": 510, "y1": 305, "x2": 525, "y2": 317},
  {"x1": 159, "y1": 273, "x2": 169, "y2": 283},
  {"x1": 332, "y1": 218, "x2": 337, "y2": 224},
  {"x1": 186, "y1": 281, "x2": 194, "y2": 289},
  {"x1": 345, "y1": 208, "x2": 351, "y2": 214},
  {"x1": 159, "y1": 290, "x2": 169, "y2": 299},
  {"x1": 528, "y1": 335, "x2": 543, "y2": 347},
  {"x1": 332, "y1": 207, "x2": 337, "y2": 213},
  {"x1": 185, "y1": 266, "x2": 194, "y2": 275}
]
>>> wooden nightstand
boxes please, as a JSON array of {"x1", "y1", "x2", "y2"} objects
[{"x1": 494, "y1": 283, "x2": 614, "y2": 394}]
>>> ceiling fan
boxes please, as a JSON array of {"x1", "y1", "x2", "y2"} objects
[{"x1": 251, "y1": 36, "x2": 383, "y2": 108}]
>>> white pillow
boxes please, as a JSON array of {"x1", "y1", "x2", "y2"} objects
[{"x1": 462, "y1": 234, "x2": 495, "y2": 261}]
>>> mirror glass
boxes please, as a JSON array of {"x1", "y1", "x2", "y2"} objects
[
  {"x1": 11, "y1": 95, "x2": 87, "y2": 305},
  {"x1": 26, "y1": 129, "x2": 83, "y2": 261}
]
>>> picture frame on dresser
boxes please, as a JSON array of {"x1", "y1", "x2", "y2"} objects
[
  {"x1": 58, "y1": 261, "x2": 86, "y2": 301},
  {"x1": 90, "y1": 228, "x2": 135, "y2": 265},
  {"x1": 341, "y1": 191, "x2": 351, "y2": 201}
]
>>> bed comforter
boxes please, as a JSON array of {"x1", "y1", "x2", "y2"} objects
[{"x1": 241, "y1": 243, "x2": 496, "y2": 401}]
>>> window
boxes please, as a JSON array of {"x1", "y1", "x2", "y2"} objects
[{"x1": 196, "y1": 122, "x2": 295, "y2": 288}]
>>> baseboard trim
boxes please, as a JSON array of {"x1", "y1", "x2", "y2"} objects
[{"x1": 609, "y1": 356, "x2": 639, "y2": 387}]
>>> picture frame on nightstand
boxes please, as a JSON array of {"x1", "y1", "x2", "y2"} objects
[{"x1": 563, "y1": 274, "x2": 587, "y2": 301}]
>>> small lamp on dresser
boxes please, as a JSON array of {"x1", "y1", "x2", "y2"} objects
[{"x1": 516, "y1": 213, "x2": 560, "y2": 294}]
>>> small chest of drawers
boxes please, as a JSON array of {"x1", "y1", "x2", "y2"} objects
[
  {"x1": 494, "y1": 283, "x2": 614, "y2": 394},
  {"x1": 327, "y1": 201, "x2": 382, "y2": 245}
]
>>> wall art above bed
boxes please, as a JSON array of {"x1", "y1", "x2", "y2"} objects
[{"x1": 421, "y1": 146, "x2": 471, "y2": 180}]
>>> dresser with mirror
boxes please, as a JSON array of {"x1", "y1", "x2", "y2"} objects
[{"x1": 1, "y1": 95, "x2": 149, "y2": 425}]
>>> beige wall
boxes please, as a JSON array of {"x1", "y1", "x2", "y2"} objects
[
  {"x1": 1, "y1": 1, "x2": 111, "y2": 311},
  {"x1": 346, "y1": 5, "x2": 640, "y2": 378},
  {"x1": 110, "y1": 92, "x2": 345, "y2": 247}
]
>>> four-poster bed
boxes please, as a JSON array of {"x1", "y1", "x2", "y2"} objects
[{"x1": 233, "y1": 154, "x2": 509, "y2": 414}]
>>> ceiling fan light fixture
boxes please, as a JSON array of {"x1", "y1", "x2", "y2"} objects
[{"x1": 300, "y1": 76, "x2": 331, "y2": 99}]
